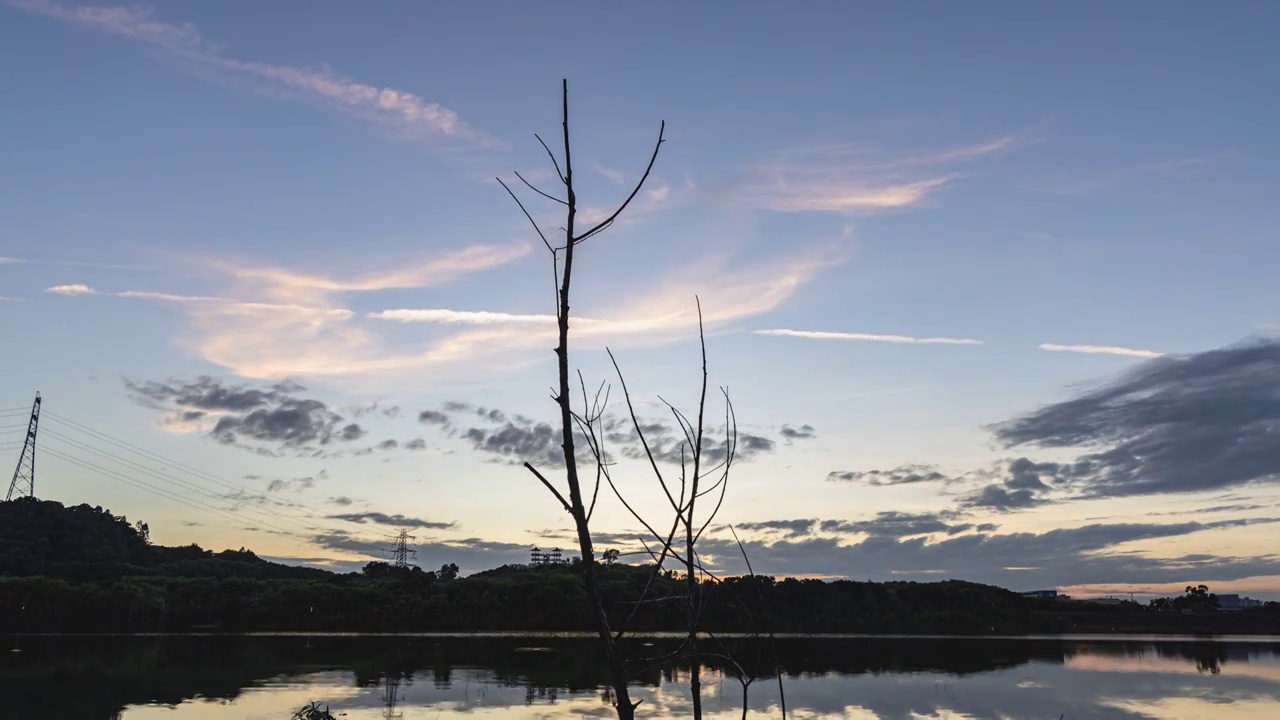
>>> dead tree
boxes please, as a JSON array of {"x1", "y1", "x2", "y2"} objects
[
  {"x1": 502, "y1": 80, "x2": 782, "y2": 720},
  {"x1": 500, "y1": 78, "x2": 663, "y2": 720}
]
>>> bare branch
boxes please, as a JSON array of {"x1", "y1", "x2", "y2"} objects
[
  {"x1": 535, "y1": 132, "x2": 566, "y2": 184},
  {"x1": 516, "y1": 170, "x2": 567, "y2": 206},
  {"x1": 524, "y1": 461, "x2": 571, "y2": 514},
  {"x1": 607, "y1": 348, "x2": 687, "y2": 521},
  {"x1": 572, "y1": 121, "x2": 666, "y2": 244},
  {"x1": 497, "y1": 177, "x2": 553, "y2": 253}
]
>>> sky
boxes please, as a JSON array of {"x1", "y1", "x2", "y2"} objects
[{"x1": 2, "y1": 0, "x2": 1279, "y2": 600}]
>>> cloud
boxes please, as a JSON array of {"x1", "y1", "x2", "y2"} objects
[
  {"x1": 756, "y1": 329, "x2": 983, "y2": 345},
  {"x1": 221, "y1": 489, "x2": 269, "y2": 509},
  {"x1": 418, "y1": 402, "x2": 782, "y2": 468},
  {"x1": 367, "y1": 309, "x2": 560, "y2": 325},
  {"x1": 45, "y1": 284, "x2": 98, "y2": 296},
  {"x1": 593, "y1": 163, "x2": 627, "y2": 185},
  {"x1": 820, "y1": 511, "x2": 973, "y2": 538},
  {"x1": 13, "y1": 0, "x2": 492, "y2": 146},
  {"x1": 355, "y1": 247, "x2": 842, "y2": 376},
  {"x1": 461, "y1": 419, "x2": 564, "y2": 468},
  {"x1": 404, "y1": 438, "x2": 427, "y2": 451},
  {"x1": 992, "y1": 339, "x2": 1280, "y2": 498},
  {"x1": 765, "y1": 177, "x2": 953, "y2": 213},
  {"x1": 959, "y1": 484, "x2": 1050, "y2": 512},
  {"x1": 779, "y1": 424, "x2": 816, "y2": 442},
  {"x1": 326, "y1": 512, "x2": 455, "y2": 530},
  {"x1": 958, "y1": 458, "x2": 1069, "y2": 512},
  {"x1": 747, "y1": 136, "x2": 1013, "y2": 214},
  {"x1": 701, "y1": 517, "x2": 1280, "y2": 589},
  {"x1": 376, "y1": 439, "x2": 399, "y2": 451},
  {"x1": 264, "y1": 474, "x2": 320, "y2": 493},
  {"x1": 1039, "y1": 343, "x2": 1164, "y2": 359},
  {"x1": 827, "y1": 465, "x2": 952, "y2": 486},
  {"x1": 99, "y1": 243, "x2": 529, "y2": 380},
  {"x1": 736, "y1": 519, "x2": 816, "y2": 538},
  {"x1": 126, "y1": 376, "x2": 366, "y2": 453},
  {"x1": 328, "y1": 496, "x2": 356, "y2": 507},
  {"x1": 69, "y1": 233, "x2": 836, "y2": 386},
  {"x1": 418, "y1": 410, "x2": 450, "y2": 426}
]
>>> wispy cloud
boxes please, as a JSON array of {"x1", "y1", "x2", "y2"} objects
[
  {"x1": 222, "y1": 244, "x2": 530, "y2": 304},
  {"x1": 749, "y1": 136, "x2": 1015, "y2": 214},
  {"x1": 592, "y1": 163, "x2": 626, "y2": 185},
  {"x1": 756, "y1": 329, "x2": 983, "y2": 345},
  {"x1": 1039, "y1": 343, "x2": 1164, "y2": 359},
  {"x1": 45, "y1": 283, "x2": 99, "y2": 296},
  {"x1": 2, "y1": 256, "x2": 153, "y2": 270},
  {"x1": 368, "y1": 309, "x2": 561, "y2": 325},
  {"x1": 12, "y1": 0, "x2": 494, "y2": 147},
  {"x1": 54, "y1": 243, "x2": 530, "y2": 381},
  {"x1": 763, "y1": 177, "x2": 953, "y2": 213}
]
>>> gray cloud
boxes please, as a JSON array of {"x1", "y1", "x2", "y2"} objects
[
  {"x1": 327, "y1": 496, "x2": 356, "y2": 506},
  {"x1": 958, "y1": 457, "x2": 1070, "y2": 512},
  {"x1": 702, "y1": 517, "x2": 1280, "y2": 588},
  {"x1": 418, "y1": 410, "x2": 450, "y2": 426},
  {"x1": 827, "y1": 464, "x2": 952, "y2": 486},
  {"x1": 404, "y1": 438, "x2": 427, "y2": 451},
  {"x1": 416, "y1": 402, "x2": 798, "y2": 468},
  {"x1": 221, "y1": 489, "x2": 269, "y2": 509},
  {"x1": 780, "y1": 423, "x2": 817, "y2": 442},
  {"x1": 264, "y1": 472, "x2": 321, "y2": 493},
  {"x1": 126, "y1": 376, "x2": 295, "y2": 412},
  {"x1": 127, "y1": 376, "x2": 364, "y2": 453},
  {"x1": 992, "y1": 339, "x2": 1280, "y2": 499},
  {"x1": 737, "y1": 518, "x2": 816, "y2": 538},
  {"x1": 339, "y1": 423, "x2": 367, "y2": 441},
  {"x1": 463, "y1": 420, "x2": 564, "y2": 467},
  {"x1": 821, "y1": 511, "x2": 972, "y2": 538},
  {"x1": 376, "y1": 439, "x2": 399, "y2": 451},
  {"x1": 328, "y1": 512, "x2": 455, "y2": 530}
]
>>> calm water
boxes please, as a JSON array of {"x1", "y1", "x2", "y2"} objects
[{"x1": 2, "y1": 633, "x2": 1278, "y2": 719}]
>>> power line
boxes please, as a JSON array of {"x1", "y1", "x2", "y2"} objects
[
  {"x1": 40, "y1": 446, "x2": 283, "y2": 537},
  {"x1": 40, "y1": 411, "x2": 373, "y2": 535},
  {"x1": 40, "y1": 427, "x2": 325, "y2": 536}
]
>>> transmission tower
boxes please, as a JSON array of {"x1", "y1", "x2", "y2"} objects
[
  {"x1": 386, "y1": 529, "x2": 416, "y2": 568},
  {"x1": 6, "y1": 393, "x2": 40, "y2": 502}
]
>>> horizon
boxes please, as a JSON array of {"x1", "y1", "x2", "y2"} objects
[{"x1": 3, "y1": 1, "x2": 1280, "y2": 602}]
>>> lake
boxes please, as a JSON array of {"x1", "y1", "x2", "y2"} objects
[{"x1": 2, "y1": 633, "x2": 1278, "y2": 719}]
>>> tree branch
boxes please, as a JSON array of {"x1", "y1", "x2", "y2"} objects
[
  {"x1": 515, "y1": 170, "x2": 567, "y2": 206},
  {"x1": 535, "y1": 132, "x2": 566, "y2": 185},
  {"x1": 523, "y1": 461, "x2": 570, "y2": 514},
  {"x1": 497, "y1": 177, "x2": 553, "y2": 253},
  {"x1": 572, "y1": 121, "x2": 666, "y2": 244}
]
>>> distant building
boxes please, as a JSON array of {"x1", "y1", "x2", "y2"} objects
[
  {"x1": 1021, "y1": 590, "x2": 1058, "y2": 599},
  {"x1": 1082, "y1": 596, "x2": 1124, "y2": 605},
  {"x1": 530, "y1": 546, "x2": 567, "y2": 567},
  {"x1": 1218, "y1": 594, "x2": 1264, "y2": 611}
]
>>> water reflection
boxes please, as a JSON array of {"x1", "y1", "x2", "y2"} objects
[{"x1": 0, "y1": 634, "x2": 1275, "y2": 719}]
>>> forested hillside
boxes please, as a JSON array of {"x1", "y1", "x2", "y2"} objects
[{"x1": 0, "y1": 499, "x2": 1046, "y2": 634}]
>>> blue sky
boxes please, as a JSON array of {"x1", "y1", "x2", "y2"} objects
[{"x1": 2, "y1": 0, "x2": 1279, "y2": 599}]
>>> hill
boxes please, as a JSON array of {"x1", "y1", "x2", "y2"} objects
[{"x1": 0, "y1": 498, "x2": 1047, "y2": 634}]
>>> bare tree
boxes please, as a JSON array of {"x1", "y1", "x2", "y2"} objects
[
  {"x1": 500, "y1": 78, "x2": 663, "y2": 720},
  {"x1": 502, "y1": 80, "x2": 781, "y2": 720}
]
